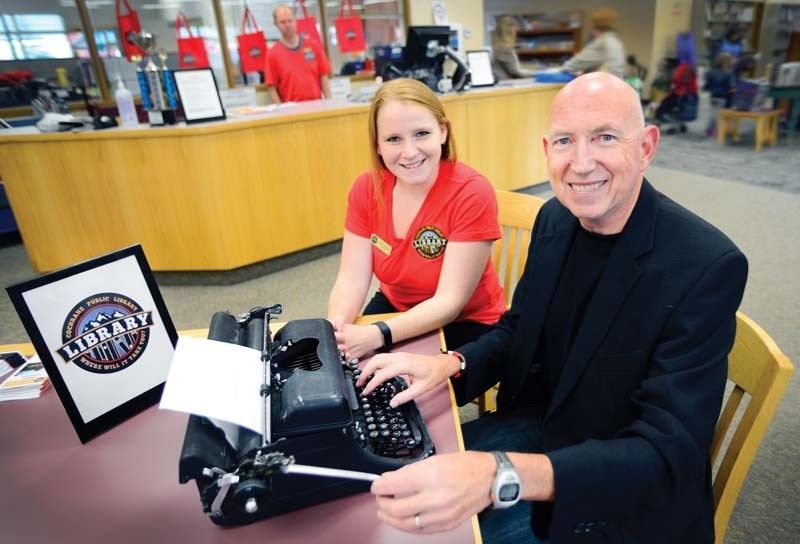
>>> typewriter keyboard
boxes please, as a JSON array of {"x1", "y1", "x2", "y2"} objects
[{"x1": 345, "y1": 360, "x2": 425, "y2": 458}]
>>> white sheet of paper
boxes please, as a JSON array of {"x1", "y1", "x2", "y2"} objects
[{"x1": 159, "y1": 336, "x2": 263, "y2": 433}]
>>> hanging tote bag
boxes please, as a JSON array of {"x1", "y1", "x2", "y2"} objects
[
  {"x1": 295, "y1": 0, "x2": 322, "y2": 46},
  {"x1": 237, "y1": 7, "x2": 267, "y2": 74},
  {"x1": 116, "y1": 0, "x2": 146, "y2": 61},
  {"x1": 335, "y1": 0, "x2": 366, "y2": 54},
  {"x1": 175, "y1": 12, "x2": 210, "y2": 69}
]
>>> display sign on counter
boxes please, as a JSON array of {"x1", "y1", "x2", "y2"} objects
[{"x1": 173, "y1": 68, "x2": 226, "y2": 124}]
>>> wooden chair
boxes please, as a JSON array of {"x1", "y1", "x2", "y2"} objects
[
  {"x1": 476, "y1": 190, "x2": 545, "y2": 414},
  {"x1": 711, "y1": 311, "x2": 793, "y2": 543}
]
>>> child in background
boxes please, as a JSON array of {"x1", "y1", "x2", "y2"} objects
[
  {"x1": 704, "y1": 52, "x2": 735, "y2": 137},
  {"x1": 624, "y1": 54, "x2": 646, "y2": 97}
]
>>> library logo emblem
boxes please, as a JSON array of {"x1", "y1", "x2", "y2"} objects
[
  {"x1": 412, "y1": 225, "x2": 447, "y2": 259},
  {"x1": 56, "y1": 293, "x2": 154, "y2": 374}
]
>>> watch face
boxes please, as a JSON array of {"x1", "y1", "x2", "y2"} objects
[{"x1": 499, "y1": 482, "x2": 520, "y2": 502}]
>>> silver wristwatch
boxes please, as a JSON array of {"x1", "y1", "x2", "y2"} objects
[{"x1": 490, "y1": 451, "x2": 522, "y2": 509}]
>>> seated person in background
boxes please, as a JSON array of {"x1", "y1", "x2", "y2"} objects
[
  {"x1": 358, "y1": 73, "x2": 747, "y2": 543},
  {"x1": 264, "y1": 4, "x2": 331, "y2": 103},
  {"x1": 562, "y1": 8, "x2": 625, "y2": 78},
  {"x1": 704, "y1": 52, "x2": 735, "y2": 137},
  {"x1": 712, "y1": 25, "x2": 748, "y2": 63},
  {"x1": 491, "y1": 16, "x2": 534, "y2": 80},
  {"x1": 328, "y1": 78, "x2": 507, "y2": 361}
]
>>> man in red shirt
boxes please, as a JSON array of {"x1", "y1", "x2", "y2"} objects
[{"x1": 265, "y1": 4, "x2": 332, "y2": 103}]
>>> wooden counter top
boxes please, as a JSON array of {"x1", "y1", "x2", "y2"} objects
[{"x1": 0, "y1": 82, "x2": 559, "y2": 274}]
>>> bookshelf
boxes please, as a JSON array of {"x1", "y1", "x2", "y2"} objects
[{"x1": 499, "y1": 12, "x2": 582, "y2": 67}]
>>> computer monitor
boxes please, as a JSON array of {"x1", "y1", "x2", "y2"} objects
[{"x1": 404, "y1": 26, "x2": 450, "y2": 69}]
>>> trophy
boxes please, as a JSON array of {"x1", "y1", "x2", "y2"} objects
[{"x1": 129, "y1": 30, "x2": 178, "y2": 126}]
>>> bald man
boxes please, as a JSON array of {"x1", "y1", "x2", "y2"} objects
[
  {"x1": 264, "y1": 4, "x2": 331, "y2": 103},
  {"x1": 357, "y1": 73, "x2": 747, "y2": 543}
]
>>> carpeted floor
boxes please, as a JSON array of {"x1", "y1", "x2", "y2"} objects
[{"x1": 652, "y1": 129, "x2": 800, "y2": 194}]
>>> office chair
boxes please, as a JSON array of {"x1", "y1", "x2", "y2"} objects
[
  {"x1": 476, "y1": 190, "x2": 545, "y2": 414},
  {"x1": 711, "y1": 311, "x2": 793, "y2": 543}
]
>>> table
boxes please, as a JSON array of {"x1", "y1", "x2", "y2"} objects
[
  {"x1": 770, "y1": 86, "x2": 800, "y2": 144},
  {"x1": 0, "y1": 331, "x2": 480, "y2": 543},
  {"x1": 717, "y1": 108, "x2": 781, "y2": 151}
]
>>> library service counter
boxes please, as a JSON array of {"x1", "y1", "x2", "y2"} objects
[{"x1": 0, "y1": 82, "x2": 559, "y2": 273}]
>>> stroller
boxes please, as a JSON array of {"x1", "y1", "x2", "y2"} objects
[
  {"x1": 653, "y1": 32, "x2": 699, "y2": 134},
  {"x1": 653, "y1": 62, "x2": 699, "y2": 133}
]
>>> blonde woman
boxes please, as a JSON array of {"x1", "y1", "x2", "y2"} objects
[
  {"x1": 328, "y1": 78, "x2": 506, "y2": 360},
  {"x1": 491, "y1": 16, "x2": 533, "y2": 80}
]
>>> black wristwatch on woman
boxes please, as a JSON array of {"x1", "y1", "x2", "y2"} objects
[{"x1": 372, "y1": 321, "x2": 392, "y2": 352}]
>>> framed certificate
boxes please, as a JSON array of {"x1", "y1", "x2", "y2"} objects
[
  {"x1": 466, "y1": 50, "x2": 496, "y2": 88},
  {"x1": 173, "y1": 68, "x2": 227, "y2": 124},
  {"x1": 6, "y1": 245, "x2": 178, "y2": 443}
]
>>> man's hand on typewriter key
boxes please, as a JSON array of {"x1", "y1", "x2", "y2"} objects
[
  {"x1": 357, "y1": 352, "x2": 460, "y2": 407},
  {"x1": 370, "y1": 451, "x2": 495, "y2": 533}
]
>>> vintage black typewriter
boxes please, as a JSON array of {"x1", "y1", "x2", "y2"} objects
[{"x1": 178, "y1": 305, "x2": 435, "y2": 526}]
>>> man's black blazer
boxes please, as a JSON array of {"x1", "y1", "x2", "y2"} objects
[{"x1": 456, "y1": 180, "x2": 748, "y2": 543}]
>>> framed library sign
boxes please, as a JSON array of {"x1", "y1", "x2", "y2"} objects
[
  {"x1": 6, "y1": 245, "x2": 178, "y2": 443},
  {"x1": 173, "y1": 67, "x2": 226, "y2": 124}
]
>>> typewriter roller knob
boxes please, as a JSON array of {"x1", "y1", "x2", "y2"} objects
[
  {"x1": 231, "y1": 478, "x2": 270, "y2": 517},
  {"x1": 245, "y1": 497, "x2": 258, "y2": 514}
]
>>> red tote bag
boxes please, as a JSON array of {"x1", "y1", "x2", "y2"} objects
[
  {"x1": 237, "y1": 7, "x2": 267, "y2": 74},
  {"x1": 295, "y1": 0, "x2": 322, "y2": 46},
  {"x1": 116, "y1": 0, "x2": 146, "y2": 61},
  {"x1": 175, "y1": 12, "x2": 210, "y2": 69},
  {"x1": 335, "y1": 0, "x2": 366, "y2": 54}
]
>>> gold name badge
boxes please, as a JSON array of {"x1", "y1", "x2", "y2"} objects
[{"x1": 370, "y1": 233, "x2": 392, "y2": 256}]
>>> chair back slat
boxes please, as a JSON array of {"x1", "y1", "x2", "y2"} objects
[
  {"x1": 712, "y1": 312, "x2": 793, "y2": 543},
  {"x1": 709, "y1": 385, "x2": 744, "y2": 465},
  {"x1": 492, "y1": 190, "x2": 545, "y2": 308},
  {"x1": 477, "y1": 190, "x2": 545, "y2": 413}
]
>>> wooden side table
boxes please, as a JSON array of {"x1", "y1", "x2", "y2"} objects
[{"x1": 717, "y1": 109, "x2": 781, "y2": 151}]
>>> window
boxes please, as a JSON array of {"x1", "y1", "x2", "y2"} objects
[
  {"x1": 0, "y1": 14, "x2": 73, "y2": 60},
  {"x1": 68, "y1": 28, "x2": 122, "y2": 59}
]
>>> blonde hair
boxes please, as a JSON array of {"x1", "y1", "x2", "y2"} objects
[
  {"x1": 492, "y1": 16, "x2": 517, "y2": 48},
  {"x1": 367, "y1": 78, "x2": 456, "y2": 198},
  {"x1": 714, "y1": 51, "x2": 734, "y2": 71},
  {"x1": 590, "y1": 8, "x2": 618, "y2": 32}
]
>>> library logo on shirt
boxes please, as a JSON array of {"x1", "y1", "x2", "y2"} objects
[
  {"x1": 412, "y1": 225, "x2": 447, "y2": 259},
  {"x1": 56, "y1": 292, "x2": 154, "y2": 374}
]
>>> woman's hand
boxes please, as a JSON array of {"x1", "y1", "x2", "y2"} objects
[
  {"x1": 333, "y1": 318, "x2": 384, "y2": 360},
  {"x1": 356, "y1": 352, "x2": 460, "y2": 407}
]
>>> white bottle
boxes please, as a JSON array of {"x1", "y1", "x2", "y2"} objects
[{"x1": 115, "y1": 78, "x2": 138, "y2": 127}]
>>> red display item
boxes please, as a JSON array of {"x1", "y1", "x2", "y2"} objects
[
  {"x1": 116, "y1": 0, "x2": 146, "y2": 61},
  {"x1": 237, "y1": 7, "x2": 267, "y2": 74},
  {"x1": 175, "y1": 12, "x2": 210, "y2": 69},
  {"x1": 335, "y1": 0, "x2": 366, "y2": 53},
  {"x1": 296, "y1": 0, "x2": 322, "y2": 46}
]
